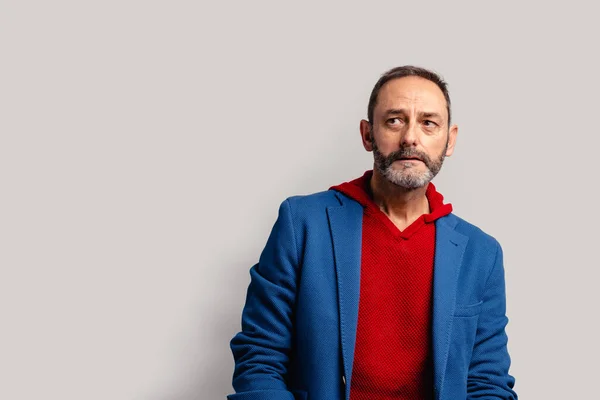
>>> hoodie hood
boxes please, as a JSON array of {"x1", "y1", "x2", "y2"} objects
[{"x1": 329, "y1": 170, "x2": 453, "y2": 223}]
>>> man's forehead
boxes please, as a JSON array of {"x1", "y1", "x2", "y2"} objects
[{"x1": 377, "y1": 77, "x2": 447, "y2": 112}]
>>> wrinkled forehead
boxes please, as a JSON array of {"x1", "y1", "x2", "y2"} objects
[{"x1": 375, "y1": 76, "x2": 448, "y2": 119}]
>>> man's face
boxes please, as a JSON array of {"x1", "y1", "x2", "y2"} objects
[{"x1": 363, "y1": 76, "x2": 458, "y2": 189}]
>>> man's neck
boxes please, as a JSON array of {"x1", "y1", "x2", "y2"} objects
[{"x1": 369, "y1": 167, "x2": 430, "y2": 226}]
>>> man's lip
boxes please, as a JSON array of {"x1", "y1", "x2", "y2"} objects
[{"x1": 398, "y1": 157, "x2": 422, "y2": 161}]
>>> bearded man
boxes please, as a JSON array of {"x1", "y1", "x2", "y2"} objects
[{"x1": 228, "y1": 66, "x2": 517, "y2": 400}]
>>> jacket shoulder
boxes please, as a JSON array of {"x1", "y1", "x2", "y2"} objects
[
  {"x1": 445, "y1": 213, "x2": 505, "y2": 290},
  {"x1": 448, "y1": 213, "x2": 502, "y2": 251},
  {"x1": 284, "y1": 189, "x2": 348, "y2": 213}
]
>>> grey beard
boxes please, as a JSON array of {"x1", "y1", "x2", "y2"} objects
[{"x1": 371, "y1": 137, "x2": 447, "y2": 189}]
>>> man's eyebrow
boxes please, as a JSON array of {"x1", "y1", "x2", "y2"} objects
[
  {"x1": 421, "y1": 112, "x2": 443, "y2": 120},
  {"x1": 383, "y1": 109, "x2": 444, "y2": 120},
  {"x1": 384, "y1": 108, "x2": 407, "y2": 115}
]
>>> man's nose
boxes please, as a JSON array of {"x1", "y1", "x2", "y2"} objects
[{"x1": 401, "y1": 120, "x2": 418, "y2": 147}]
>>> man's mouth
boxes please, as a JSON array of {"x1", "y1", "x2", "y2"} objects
[{"x1": 398, "y1": 157, "x2": 422, "y2": 161}]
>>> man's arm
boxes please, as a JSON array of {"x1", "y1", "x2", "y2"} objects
[
  {"x1": 228, "y1": 199, "x2": 299, "y2": 400},
  {"x1": 467, "y1": 241, "x2": 518, "y2": 399}
]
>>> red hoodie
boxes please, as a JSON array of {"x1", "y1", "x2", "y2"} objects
[{"x1": 329, "y1": 170, "x2": 453, "y2": 400}]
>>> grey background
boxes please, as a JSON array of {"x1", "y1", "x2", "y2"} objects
[{"x1": 2, "y1": 1, "x2": 598, "y2": 399}]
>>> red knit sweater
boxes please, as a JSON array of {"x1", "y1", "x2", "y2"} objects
[{"x1": 329, "y1": 170, "x2": 453, "y2": 400}]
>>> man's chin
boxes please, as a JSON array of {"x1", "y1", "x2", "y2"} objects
[
  {"x1": 384, "y1": 171, "x2": 431, "y2": 189},
  {"x1": 393, "y1": 181, "x2": 429, "y2": 190}
]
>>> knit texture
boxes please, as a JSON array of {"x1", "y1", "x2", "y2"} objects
[{"x1": 330, "y1": 170, "x2": 453, "y2": 400}]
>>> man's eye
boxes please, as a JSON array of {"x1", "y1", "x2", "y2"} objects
[
  {"x1": 388, "y1": 118, "x2": 401, "y2": 125},
  {"x1": 423, "y1": 120, "x2": 437, "y2": 127}
]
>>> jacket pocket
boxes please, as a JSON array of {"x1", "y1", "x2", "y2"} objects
[{"x1": 453, "y1": 300, "x2": 483, "y2": 317}]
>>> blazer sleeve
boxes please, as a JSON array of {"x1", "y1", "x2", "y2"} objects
[
  {"x1": 227, "y1": 199, "x2": 299, "y2": 400},
  {"x1": 467, "y1": 241, "x2": 518, "y2": 399}
]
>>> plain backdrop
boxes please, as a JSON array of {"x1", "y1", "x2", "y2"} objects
[{"x1": 2, "y1": 1, "x2": 599, "y2": 399}]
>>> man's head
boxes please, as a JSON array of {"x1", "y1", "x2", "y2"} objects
[{"x1": 360, "y1": 66, "x2": 458, "y2": 189}]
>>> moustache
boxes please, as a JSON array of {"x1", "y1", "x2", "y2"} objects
[{"x1": 389, "y1": 149, "x2": 429, "y2": 164}]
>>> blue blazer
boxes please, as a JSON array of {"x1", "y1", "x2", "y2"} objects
[{"x1": 229, "y1": 189, "x2": 517, "y2": 400}]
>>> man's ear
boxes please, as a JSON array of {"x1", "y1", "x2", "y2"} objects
[
  {"x1": 360, "y1": 119, "x2": 373, "y2": 151},
  {"x1": 445, "y1": 124, "x2": 458, "y2": 157}
]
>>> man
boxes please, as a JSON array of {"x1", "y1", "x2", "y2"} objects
[{"x1": 228, "y1": 66, "x2": 517, "y2": 400}]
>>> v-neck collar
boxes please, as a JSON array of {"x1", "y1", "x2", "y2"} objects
[{"x1": 365, "y1": 203, "x2": 430, "y2": 240}]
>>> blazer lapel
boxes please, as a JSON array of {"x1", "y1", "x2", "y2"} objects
[
  {"x1": 432, "y1": 215, "x2": 469, "y2": 399},
  {"x1": 326, "y1": 196, "x2": 363, "y2": 399}
]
